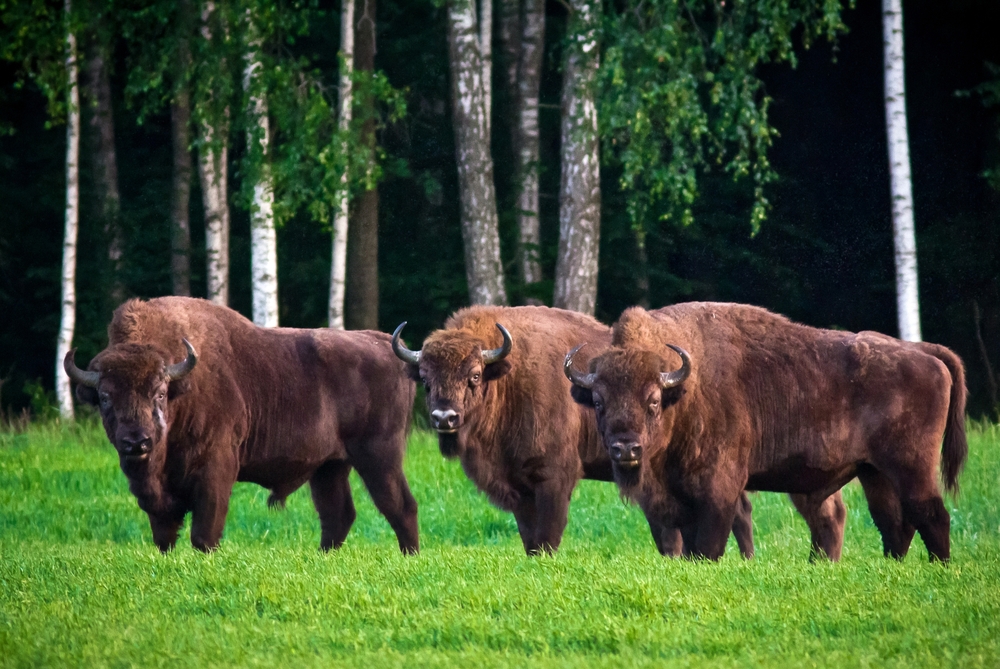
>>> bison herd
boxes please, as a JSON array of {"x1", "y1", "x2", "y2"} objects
[{"x1": 64, "y1": 296, "x2": 967, "y2": 562}]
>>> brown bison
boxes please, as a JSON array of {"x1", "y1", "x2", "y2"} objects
[
  {"x1": 392, "y1": 305, "x2": 842, "y2": 558},
  {"x1": 566, "y1": 302, "x2": 966, "y2": 561},
  {"x1": 64, "y1": 296, "x2": 419, "y2": 554}
]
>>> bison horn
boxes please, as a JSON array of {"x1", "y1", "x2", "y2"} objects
[
  {"x1": 564, "y1": 344, "x2": 597, "y2": 389},
  {"x1": 63, "y1": 350, "x2": 99, "y2": 388},
  {"x1": 392, "y1": 322, "x2": 422, "y2": 365},
  {"x1": 166, "y1": 339, "x2": 198, "y2": 380},
  {"x1": 660, "y1": 344, "x2": 692, "y2": 388},
  {"x1": 481, "y1": 324, "x2": 513, "y2": 365}
]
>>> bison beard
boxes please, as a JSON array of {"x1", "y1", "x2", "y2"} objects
[
  {"x1": 568, "y1": 302, "x2": 966, "y2": 562},
  {"x1": 65, "y1": 296, "x2": 419, "y2": 554}
]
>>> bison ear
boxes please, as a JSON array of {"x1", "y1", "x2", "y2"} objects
[
  {"x1": 404, "y1": 363, "x2": 421, "y2": 383},
  {"x1": 570, "y1": 384, "x2": 594, "y2": 407},
  {"x1": 660, "y1": 385, "x2": 685, "y2": 408},
  {"x1": 75, "y1": 384, "x2": 98, "y2": 406},
  {"x1": 483, "y1": 359, "x2": 512, "y2": 381},
  {"x1": 168, "y1": 378, "x2": 192, "y2": 400}
]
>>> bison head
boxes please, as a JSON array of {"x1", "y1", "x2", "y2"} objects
[
  {"x1": 64, "y1": 340, "x2": 197, "y2": 467},
  {"x1": 392, "y1": 322, "x2": 512, "y2": 458},
  {"x1": 565, "y1": 343, "x2": 690, "y2": 492}
]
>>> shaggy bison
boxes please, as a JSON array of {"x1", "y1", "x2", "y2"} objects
[
  {"x1": 64, "y1": 296, "x2": 418, "y2": 553},
  {"x1": 566, "y1": 302, "x2": 966, "y2": 561}
]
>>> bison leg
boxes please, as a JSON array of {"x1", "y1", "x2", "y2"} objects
[
  {"x1": 190, "y1": 481, "x2": 234, "y2": 552},
  {"x1": 643, "y1": 511, "x2": 682, "y2": 557},
  {"x1": 530, "y1": 481, "x2": 573, "y2": 555},
  {"x1": 354, "y1": 457, "x2": 419, "y2": 554},
  {"x1": 858, "y1": 466, "x2": 915, "y2": 559},
  {"x1": 789, "y1": 491, "x2": 847, "y2": 562},
  {"x1": 148, "y1": 513, "x2": 183, "y2": 553},
  {"x1": 902, "y1": 494, "x2": 950, "y2": 562},
  {"x1": 309, "y1": 460, "x2": 356, "y2": 551},
  {"x1": 731, "y1": 493, "x2": 755, "y2": 559},
  {"x1": 691, "y1": 500, "x2": 738, "y2": 560}
]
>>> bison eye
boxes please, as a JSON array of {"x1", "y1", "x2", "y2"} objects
[
  {"x1": 99, "y1": 393, "x2": 111, "y2": 409},
  {"x1": 157, "y1": 392, "x2": 166, "y2": 402},
  {"x1": 470, "y1": 373, "x2": 481, "y2": 384}
]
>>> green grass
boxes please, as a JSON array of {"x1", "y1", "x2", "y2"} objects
[{"x1": 1, "y1": 420, "x2": 999, "y2": 667}]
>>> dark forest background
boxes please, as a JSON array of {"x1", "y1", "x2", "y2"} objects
[{"x1": 1, "y1": 0, "x2": 999, "y2": 416}]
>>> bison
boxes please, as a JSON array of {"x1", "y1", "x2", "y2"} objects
[
  {"x1": 64, "y1": 296, "x2": 419, "y2": 554},
  {"x1": 565, "y1": 302, "x2": 966, "y2": 561},
  {"x1": 392, "y1": 305, "x2": 843, "y2": 558}
]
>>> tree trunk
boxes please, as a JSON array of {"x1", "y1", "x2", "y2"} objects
[
  {"x1": 515, "y1": 0, "x2": 544, "y2": 286},
  {"x1": 882, "y1": 0, "x2": 921, "y2": 342},
  {"x1": 198, "y1": 1, "x2": 230, "y2": 307},
  {"x1": 447, "y1": 0, "x2": 507, "y2": 306},
  {"x1": 244, "y1": 12, "x2": 278, "y2": 328},
  {"x1": 57, "y1": 0, "x2": 80, "y2": 420},
  {"x1": 346, "y1": 0, "x2": 379, "y2": 331},
  {"x1": 329, "y1": 0, "x2": 355, "y2": 329},
  {"x1": 554, "y1": 0, "x2": 600, "y2": 315},
  {"x1": 480, "y1": 0, "x2": 492, "y2": 137},
  {"x1": 170, "y1": 22, "x2": 192, "y2": 297},
  {"x1": 83, "y1": 38, "x2": 124, "y2": 307},
  {"x1": 498, "y1": 0, "x2": 520, "y2": 114}
]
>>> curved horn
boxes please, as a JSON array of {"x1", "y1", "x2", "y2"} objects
[
  {"x1": 659, "y1": 344, "x2": 692, "y2": 388},
  {"x1": 391, "y1": 322, "x2": 422, "y2": 365},
  {"x1": 481, "y1": 323, "x2": 513, "y2": 365},
  {"x1": 564, "y1": 343, "x2": 597, "y2": 389},
  {"x1": 166, "y1": 339, "x2": 198, "y2": 381},
  {"x1": 63, "y1": 350, "x2": 99, "y2": 388}
]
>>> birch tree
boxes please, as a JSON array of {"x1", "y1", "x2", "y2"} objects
[
  {"x1": 244, "y1": 10, "x2": 278, "y2": 328},
  {"x1": 553, "y1": 0, "x2": 600, "y2": 315},
  {"x1": 498, "y1": 0, "x2": 519, "y2": 106},
  {"x1": 882, "y1": 0, "x2": 921, "y2": 342},
  {"x1": 57, "y1": 0, "x2": 80, "y2": 420},
  {"x1": 329, "y1": 0, "x2": 354, "y2": 329},
  {"x1": 171, "y1": 2, "x2": 193, "y2": 296},
  {"x1": 447, "y1": 0, "x2": 507, "y2": 306},
  {"x1": 346, "y1": 0, "x2": 379, "y2": 331},
  {"x1": 198, "y1": 1, "x2": 231, "y2": 307},
  {"x1": 480, "y1": 0, "x2": 492, "y2": 136},
  {"x1": 515, "y1": 0, "x2": 544, "y2": 286}
]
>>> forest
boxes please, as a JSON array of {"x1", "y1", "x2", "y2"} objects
[{"x1": 1, "y1": 0, "x2": 999, "y2": 418}]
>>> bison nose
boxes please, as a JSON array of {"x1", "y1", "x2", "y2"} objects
[
  {"x1": 119, "y1": 435, "x2": 152, "y2": 456},
  {"x1": 430, "y1": 409, "x2": 460, "y2": 432},
  {"x1": 610, "y1": 441, "x2": 642, "y2": 463}
]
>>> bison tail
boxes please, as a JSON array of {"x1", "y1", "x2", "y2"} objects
[{"x1": 921, "y1": 343, "x2": 968, "y2": 495}]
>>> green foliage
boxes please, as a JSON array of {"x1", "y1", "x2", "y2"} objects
[
  {"x1": 21, "y1": 378, "x2": 59, "y2": 422},
  {"x1": 599, "y1": 0, "x2": 848, "y2": 234},
  {"x1": 1, "y1": 421, "x2": 1000, "y2": 665}
]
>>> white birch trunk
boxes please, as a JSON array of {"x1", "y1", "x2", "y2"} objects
[
  {"x1": 882, "y1": 0, "x2": 921, "y2": 342},
  {"x1": 516, "y1": 0, "x2": 544, "y2": 285},
  {"x1": 57, "y1": 0, "x2": 80, "y2": 420},
  {"x1": 554, "y1": 0, "x2": 601, "y2": 315},
  {"x1": 447, "y1": 0, "x2": 507, "y2": 305},
  {"x1": 329, "y1": 0, "x2": 354, "y2": 329},
  {"x1": 244, "y1": 12, "x2": 279, "y2": 328},
  {"x1": 480, "y1": 0, "x2": 492, "y2": 137},
  {"x1": 199, "y1": 1, "x2": 230, "y2": 307}
]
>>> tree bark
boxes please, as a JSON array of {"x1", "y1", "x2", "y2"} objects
[
  {"x1": 515, "y1": 0, "x2": 544, "y2": 285},
  {"x1": 244, "y1": 11, "x2": 279, "y2": 328},
  {"x1": 447, "y1": 0, "x2": 507, "y2": 306},
  {"x1": 329, "y1": 0, "x2": 355, "y2": 329},
  {"x1": 882, "y1": 0, "x2": 921, "y2": 342},
  {"x1": 346, "y1": 0, "x2": 379, "y2": 331},
  {"x1": 498, "y1": 0, "x2": 520, "y2": 109},
  {"x1": 554, "y1": 0, "x2": 600, "y2": 315},
  {"x1": 170, "y1": 15, "x2": 193, "y2": 297},
  {"x1": 83, "y1": 37, "x2": 124, "y2": 306},
  {"x1": 198, "y1": 1, "x2": 230, "y2": 307},
  {"x1": 57, "y1": 0, "x2": 80, "y2": 420},
  {"x1": 480, "y1": 0, "x2": 492, "y2": 137}
]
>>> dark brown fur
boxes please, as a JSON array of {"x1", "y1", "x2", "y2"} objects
[
  {"x1": 74, "y1": 297, "x2": 418, "y2": 553},
  {"x1": 570, "y1": 303, "x2": 966, "y2": 561}
]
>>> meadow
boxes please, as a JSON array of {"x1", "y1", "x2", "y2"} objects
[{"x1": 1, "y1": 419, "x2": 999, "y2": 667}]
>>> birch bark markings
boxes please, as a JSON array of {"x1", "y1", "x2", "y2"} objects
[
  {"x1": 882, "y1": 0, "x2": 921, "y2": 342},
  {"x1": 447, "y1": 0, "x2": 507, "y2": 306},
  {"x1": 57, "y1": 0, "x2": 80, "y2": 420},
  {"x1": 516, "y1": 0, "x2": 544, "y2": 285},
  {"x1": 329, "y1": 0, "x2": 354, "y2": 329},
  {"x1": 171, "y1": 21, "x2": 193, "y2": 297},
  {"x1": 244, "y1": 12, "x2": 279, "y2": 328},
  {"x1": 198, "y1": 1, "x2": 230, "y2": 307},
  {"x1": 554, "y1": 0, "x2": 600, "y2": 315},
  {"x1": 480, "y1": 0, "x2": 492, "y2": 136}
]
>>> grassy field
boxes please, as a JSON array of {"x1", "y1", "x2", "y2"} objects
[{"x1": 1, "y1": 420, "x2": 999, "y2": 667}]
